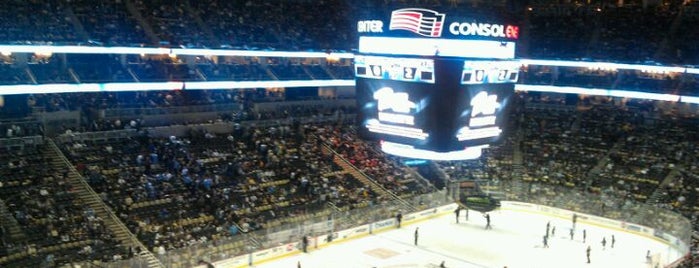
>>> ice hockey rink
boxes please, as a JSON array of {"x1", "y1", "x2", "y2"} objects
[{"x1": 253, "y1": 207, "x2": 683, "y2": 268}]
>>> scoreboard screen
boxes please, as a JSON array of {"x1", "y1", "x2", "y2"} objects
[
  {"x1": 354, "y1": 7, "x2": 519, "y2": 160},
  {"x1": 355, "y1": 56, "x2": 435, "y2": 83},
  {"x1": 461, "y1": 60, "x2": 520, "y2": 84},
  {"x1": 356, "y1": 55, "x2": 517, "y2": 160}
]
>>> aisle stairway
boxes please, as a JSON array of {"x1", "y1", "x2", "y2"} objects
[
  {"x1": 0, "y1": 199, "x2": 25, "y2": 241},
  {"x1": 507, "y1": 164, "x2": 529, "y2": 199},
  {"x1": 510, "y1": 113, "x2": 529, "y2": 196},
  {"x1": 647, "y1": 168, "x2": 682, "y2": 205},
  {"x1": 653, "y1": 8, "x2": 685, "y2": 62},
  {"x1": 45, "y1": 139, "x2": 165, "y2": 268},
  {"x1": 124, "y1": 0, "x2": 161, "y2": 45},
  {"x1": 182, "y1": 0, "x2": 221, "y2": 47},
  {"x1": 583, "y1": 140, "x2": 622, "y2": 190},
  {"x1": 63, "y1": 5, "x2": 90, "y2": 41},
  {"x1": 321, "y1": 145, "x2": 413, "y2": 210}
]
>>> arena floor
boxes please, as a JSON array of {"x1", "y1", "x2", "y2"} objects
[{"x1": 253, "y1": 207, "x2": 682, "y2": 268}]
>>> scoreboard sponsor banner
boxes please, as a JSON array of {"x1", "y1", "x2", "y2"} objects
[
  {"x1": 357, "y1": 8, "x2": 519, "y2": 41},
  {"x1": 389, "y1": 8, "x2": 446, "y2": 38},
  {"x1": 356, "y1": 7, "x2": 518, "y2": 58}
]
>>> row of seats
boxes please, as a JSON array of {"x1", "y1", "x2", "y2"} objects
[
  {"x1": 0, "y1": 144, "x2": 125, "y2": 266},
  {"x1": 0, "y1": 55, "x2": 356, "y2": 85},
  {"x1": 1, "y1": 1, "x2": 698, "y2": 64},
  {"x1": 58, "y1": 121, "x2": 388, "y2": 253}
]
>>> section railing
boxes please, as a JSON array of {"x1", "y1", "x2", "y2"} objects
[
  {"x1": 155, "y1": 191, "x2": 450, "y2": 268},
  {"x1": 155, "y1": 180, "x2": 693, "y2": 267},
  {"x1": 479, "y1": 179, "x2": 692, "y2": 254},
  {"x1": 321, "y1": 142, "x2": 416, "y2": 211},
  {"x1": 46, "y1": 139, "x2": 165, "y2": 268},
  {"x1": 103, "y1": 103, "x2": 241, "y2": 118}
]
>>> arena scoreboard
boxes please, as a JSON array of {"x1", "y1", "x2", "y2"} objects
[{"x1": 355, "y1": 7, "x2": 519, "y2": 160}]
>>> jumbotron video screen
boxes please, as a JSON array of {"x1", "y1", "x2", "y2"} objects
[
  {"x1": 356, "y1": 56, "x2": 517, "y2": 160},
  {"x1": 355, "y1": 7, "x2": 520, "y2": 160}
]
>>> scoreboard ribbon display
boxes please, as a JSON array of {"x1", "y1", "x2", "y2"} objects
[
  {"x1": 356, "y1": 56, "x2": 517, "y2": 160},
  {"x1": 355, "y1": 56, "x2": 435, "y2": 83}
]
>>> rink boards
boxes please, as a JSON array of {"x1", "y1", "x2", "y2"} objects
[
  {"x1": 501, "y1": 201, "x2": 690, "y2": 267},
  {"x1": 201, "y1": 201, "x2": 688, "y2": 268}
]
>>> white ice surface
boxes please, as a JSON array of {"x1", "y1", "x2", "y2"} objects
[{"x1": 254, "y1": 208, "x2": 681, "y2": 268}]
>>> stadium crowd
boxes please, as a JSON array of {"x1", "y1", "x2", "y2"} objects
[
  {"x1": 0, "y1": 143, "x2": 126, "y2": 267},
  {"x1": 54, "y1": 120, "x2": 408, "y2": 260},
  {"x1": 3, "y1": 91, "x2": 699, "y2": 266},
  {"x1": 435, "y1": 93, "x2": 699, "y2": 267},
  {"x1": 2, "y1": 0, "x2": 699, "y2": 267},
  {"x1": 314, "y1": 124, "x2": 433, "y2": 198},
  {"x1": 0, "y1": 0, "x2": 696, "y2": 64},
  {"x1": 521, "y1": 64, "x2": 697, "y2": 96}
]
